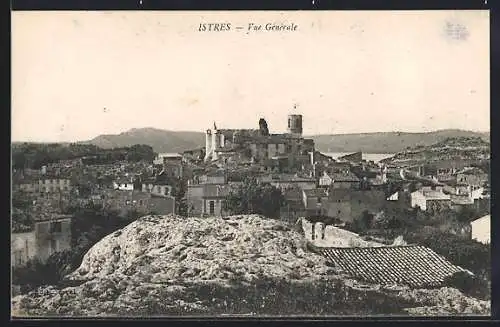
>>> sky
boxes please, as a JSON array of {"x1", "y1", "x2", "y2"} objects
[{"x1": 12, "y1": 10, "x2": 490, "y2": 142}]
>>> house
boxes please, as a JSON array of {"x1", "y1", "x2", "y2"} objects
[
  {"x1": 142, "y1": 183, "x2": 172, "y2": 196},
  {"x1": 258, "y1": 174, "x2": 316, "y2": 192},
  {"x1": 320, "y1": 171, "x2": 361, "y2": 189},
  {"x1": 280, "y1": 187, "x2": 306, "y2": 223},
  {"x1": 187, "y1": 170, "x2": 232, "y2": 217},
  {"x1": 101, "y1": 190, "x2": 176, "y2": 217},
  {"x1": 14, "y1": 179, "x2": 38, "y2": 193},
  {"x1": 323, "y1": 189, "x2": 386, "y2": 223},
  {"x1": 424, "y1": 190, "x2": 452, "y2": 213},
  {"x1": 148, "y1": 194, "x2": 176, "y2": 216},
  {"x1": 470, "y1": 214, "x2": 490, "y2": 244},
  {"x1": 410, "y1": 189, "x2": 451, "y2": 212},
  {"x1": 196, "y1": 171, "x2": 227, "y2": 185},
  {"x1": 456, "y1": 167, "x2": 489, "y2": 188},
  {"x1": 385, "y1": 190, "x2": 415, "y2": 213},
  {"x1": 113, "y1": 177, "x2": 135, "y2": 191},
  {"x1": 302, "y1": 188, "x2": 329, "y2": 217},
  {"x1": 12, "y1": 214, "x2": 73, "y2": 268},
  {"x1": 187, "y1": 182, "x2": 232, "y2": 217},
  {"x1": 182, "y1": 148, "x2": 205, "y2": 162},
  {"x1": 11, "y1": 231, "x2": 37, "y2": 268},
  {"x1": 161, "y1": 161, "x2": 184, "y2": 178},
  {"x1": 14, "y1": 177, "x2": 72, "y2": 194},
  {"x1": 154, "y1": 153, "x2": 183, "y2": 165}
]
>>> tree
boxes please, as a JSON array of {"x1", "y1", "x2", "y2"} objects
[
  {"x1": 170, "y1": 178, "x2": 188, "y2": 217},
  {"x1": 223, "y1": 177, "x2": 284, "y2": 218},
  {"x1": 125, "y1": 144, "x2": 156, "y2": 163}
]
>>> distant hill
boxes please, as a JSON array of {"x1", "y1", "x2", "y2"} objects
[
  {"x1": 82, "y1": 128, "x2": 205, "y2": 154},
  {"x1": 381, "y1": 136, "x2": 490, "y2": 165},
  {"x1": 79, "y1": 128, "x2": 489, "y2": 154},
  {"x1": 309, "y1": 130, "x2": 490, "y2": 154}
]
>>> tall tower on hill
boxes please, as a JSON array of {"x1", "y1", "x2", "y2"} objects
[{"x1": 287, "y1": 109, "x2": 303, "y2": 138}]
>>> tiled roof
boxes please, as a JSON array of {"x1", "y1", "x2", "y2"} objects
[
  {"x1": 451, "y1": 195, "x2": 474, "y2": 205},
  {"x1": 330, "y1": 172, "x2": 360, "y2": 182},
  {"x1": 423, "y1": 191, "x2": 451, "y2": 201},
  {"x1": 283, "y1": 188, "x2": 303, "y2": 200},
  {"x1": 303, "y1": 188, "x2": 328, "y2": 198},
  {"x1": 260, "y1": 174, "x2": 315, "y2": 183},
  {"x1": 472, "y1": 214, "x2": 490, "y2": 224},
  {"x1": 320, "y1": 245, "x2": 466, "y2": 288},
  {"x1": 458, "y1": 167, "x2": 487, "y2": 175},
  {"x1": 202, "y1": 184, "x2": 232, "y2": 198}
]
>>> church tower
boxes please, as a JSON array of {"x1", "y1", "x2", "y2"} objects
[
  {"x1": 287, "y1": 114, "x2": 303, "y2": 138},
  {"x1": 204, "y1": 129, "x2": 213, "y2": 161}
]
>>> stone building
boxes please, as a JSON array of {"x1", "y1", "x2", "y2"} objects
[
  {"x1": 323, "y1": 189, "x2": 387, "y2": 223},
  {"x1": 11, "y1": 214, "x2": 73, "y2": 268},
  {"x1": 187, "y1": 181, "x2": 232, "y2": 217},
  {"x1": 203, "y1": 113, "x2": 315, "y2": 169},
  {"x1": 13, "y1": 177, "x2": 72, "y2": 194}
]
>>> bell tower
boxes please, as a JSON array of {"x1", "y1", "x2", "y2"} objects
[{"x1": 287, "y1": 110, "x2": 303, "y2": 138}]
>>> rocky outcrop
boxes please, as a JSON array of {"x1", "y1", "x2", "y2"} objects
[{"x1": 12, "y1": 214, "x2": 490, "y2": 317}]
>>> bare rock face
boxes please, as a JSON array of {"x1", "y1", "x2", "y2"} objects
[
  {"x1": 12, "y1": 215, "x2": 336, "y2": 316},
  {"x1": 67, "y1": 214, "x2": 329, "y2": 283},
  {"x1": 12, "y1": 214, "x2": 490, "y2": 317}
]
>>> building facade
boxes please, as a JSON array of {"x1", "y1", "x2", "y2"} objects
[{"x1": 12, "y1": 215, "x2": 73, "y2": 268}]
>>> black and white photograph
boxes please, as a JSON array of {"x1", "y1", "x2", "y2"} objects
[{"x1": 11, "y1": 10, "x2": 491, "y2": 317}]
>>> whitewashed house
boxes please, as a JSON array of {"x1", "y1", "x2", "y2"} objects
[
  {"x1": 470, "y1": 214, "x2": 490, "y2": 244},
  {"x1": 410, "y1": 190, "x2": 427, "y2": 211},
  {"x1": 113, "y1": 177, "x2": 134, "y2": 191}
]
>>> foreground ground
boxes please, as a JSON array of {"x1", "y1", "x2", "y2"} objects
[{"x1": 11, "y1": 214, "x2": 491, "y2": 317}]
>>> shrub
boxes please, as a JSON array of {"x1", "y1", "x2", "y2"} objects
[
  {"x1": 12, "y1": 250, "x2": 73, "y2": 293},
  {"x1": 443, "y1": 271, "x2": 490, "y2": 300},
  {"x1": 404, "y1": 228, "x2": 491, "y2": 280}
]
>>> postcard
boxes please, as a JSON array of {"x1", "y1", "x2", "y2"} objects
[{"x1": 11, "y1": 10, "x2": 490, "y2": 318}]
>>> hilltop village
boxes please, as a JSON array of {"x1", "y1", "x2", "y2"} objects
[{"x1": 11, "y1": 113, "x2": 491, "y2": 315}]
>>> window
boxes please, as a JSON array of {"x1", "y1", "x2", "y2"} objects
[
  {"x1": 209, "y1": 201, "x2": 215, "y2": 215},
  {"x1": 50, "y1": 222, "x2": 62, "y2": 233},
  {"x1": 139, "y1": 200, "x2": 143, "y2": 206}
]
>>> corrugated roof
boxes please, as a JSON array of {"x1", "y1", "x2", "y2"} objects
[{"x1": 320, "y1": 245, "x2": 466, "y2": 288}]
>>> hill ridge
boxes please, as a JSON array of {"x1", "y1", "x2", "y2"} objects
[{"x1": 13, "y1": 128, "x2": 489, "y2": 154}]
